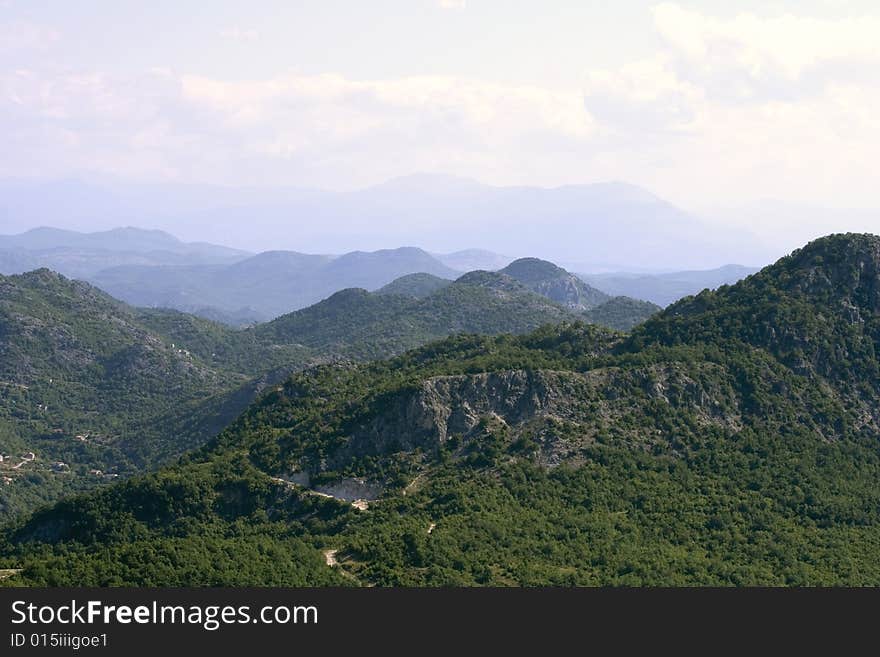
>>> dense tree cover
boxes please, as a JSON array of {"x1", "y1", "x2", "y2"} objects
[
  {"x1": 253, "y1": 272, "x2": 574, "y2": 361},
  {"x1": 5, "y1": 234, "x2": 880, "y2": 586},
  {"x1": 583, "y1": 296, "x2": 661, "y2": 331},
  {"x1": 0, "y1": 266, "x2": 637, "y2": 522},
  {"x1": 0, "y1": 270, "x2": 259, "y2": 519},
  {"x1": 376, "y1": 273, "x2": 452, "y2": 298}
]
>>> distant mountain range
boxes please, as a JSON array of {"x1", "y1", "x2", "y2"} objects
[
  {"x1": 0, "y1": 226, "x2": 250, "y2": 280},
  {"x1": 90, "y1": 246, "x2": 459, "y2": 322},
  {"x1": 580, "y1": 264, "x2": 760, "y2": 307},
  {"x1": 0, "y1": 175, "x2": 775, "y2": 269}
]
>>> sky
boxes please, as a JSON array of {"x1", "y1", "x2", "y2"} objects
[{"x1": 2, "y1": 1, "x2": 880, "y2": 231}]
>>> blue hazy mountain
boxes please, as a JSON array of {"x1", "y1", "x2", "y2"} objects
[{"x1": 0, "y1": 176, "x2": 772, "y2": 270}]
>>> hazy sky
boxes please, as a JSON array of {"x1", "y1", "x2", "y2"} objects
[{"x1": 3, "y1": 1, "x2": 880, "y2": 213}]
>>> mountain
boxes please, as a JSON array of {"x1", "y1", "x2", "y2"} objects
[
  {"x1": 90, "y1": 247, "x2": 457, "y2": 322},
  {"x1": 0, "y1": 270, "x2": 262, "y2": 518},
  {"x1": 0, "y1": 178, "x2": 768, "y2": 268},
  {"x1": 320, "y1": 248, "x2": 457, "y2": 290},
  {"x1": 5, "y1": 234, "x2": 880, "y2": 586},
  {"x1": 253, "y1": 271, "x2": 572, "y2": 361},
  {"x1": 581, "y1": 264, "x2": 759, "y2": 307},
  {"x1": 0, "y1": 227, "x2": 251, "y2": 279},
  {"x1": 500, "y1": 258, "x2": 610, "y2": 310},
  {"x1": 377, "y1": 273, "x2": 452, "y2": 298},
  {"x1": 434, "y1": 249, "x2": 515, "y2": 272},
  {"x1": 583, "y1": 296, "x2": 661, "y2": 331},
  {"x1": 0, "y1": 260, "x2": 590, "y2": 521}
]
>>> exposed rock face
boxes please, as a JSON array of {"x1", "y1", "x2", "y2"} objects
[
  {"x1": 782, "y1": 234, "x2": 880, "y2": 314},
  {"x1": 337, "y1": 364, "x2": 744, "y2": 464},
  {"x1": 314, "y1": 478, "x2": 383, "y2": 502},
  {"x1": 500, "y1": 258, "x2": 610, "y2": 310},
  {"x1": 530, "y1": 276, "x2": 599, "y2": 310}
]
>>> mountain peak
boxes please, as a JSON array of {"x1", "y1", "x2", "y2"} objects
[
  {"x1": 501, "y1": 258, "x2": 568, "y2": 284},
  {"x1": 768, "y1": 233, "x2": 880, "y2": 312},
  {"x1": 500, "y1": 258, "x2": 610, "y2": 310}
]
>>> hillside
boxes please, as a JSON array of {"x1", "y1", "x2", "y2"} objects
[
  {"x1": 0, "y1": 270, "x2": 258, "y2": 518},
  {"x1": 254, "y1": 271, "x2": 572, "y2": 361},
  {"x1": 501, "y1": 258, "x2": 610, "y2": 310},
  {"x1": 377, "y1": 273, "x2": 452, "y2": 298},
  {"x1": 583, "y1": 296, "x2": 661, "y2": 331},
  {"x1": 0, "y1": 263, "x2": 588, "y2": 521},
  {"x1": 5, "y1": 235, "x2": 880, "y2": 586}
]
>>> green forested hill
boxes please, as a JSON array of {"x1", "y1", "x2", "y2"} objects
[
  {"x1": 4, "y1": 234, "x2": 880, "y2": 586},
  {"x1": 376, "y1": 273, "x2": 452, "y2": 298},
  {"x1": 583, "y1": 296, "x2": 661, "y2": 331},
  {"x1": 253, "y1": 272, "x2": 573, "y2": 361},
  {"x1": 0, "y1": 270, "x2": 257, "y2": 518},
  {"x1": 0, "y1": 265, "x2": 596, "y2": 521}
]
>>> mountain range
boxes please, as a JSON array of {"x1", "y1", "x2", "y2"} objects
[
  {"x1": 2, "y1": 233, "x2": 879, "y2": 585},
  {"x1": 89, "y1": 246, "x2": 460, "y2": 323},
  {"x1": 0, "y1": 227, "x2": 250, "y2": 280},
  {"x1": 0, "y1": 176, "x2": 775, "y2": 269},
  {"x1": 0, "y1": 226, "x2": 756, "y2": 323},
  {"x1": 580, "y1": 265, "x2": 760, "y2": 307}
]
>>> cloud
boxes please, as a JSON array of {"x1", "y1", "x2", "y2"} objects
[
  {"x1": 0, "y1": 21, "x2": 59, "y2": 51},
  {"x1": 0, "y1": 68, "x2": 596, "y2": 187},
  {"x1": 219, "y1": 26, "x2": 259, "y2": 42},
  {"x1": 575, "y1": 4, "x2": 880, "y2": 206},
  {"x1": 437, "y1": 0, "x2": 466, "y2": 10},
  {"x1": 2, "y1": 4, "x2": 880, "y2": 208},
  {"x1": 584, "y1": 57, "x2": 699, "y2": 136},
  {"x1": 652, "y1": 2, "x2": 880, "y2": 101}
]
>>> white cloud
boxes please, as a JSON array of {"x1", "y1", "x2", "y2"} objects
[
  {"x1": 2, "y1": 4, "x2": 880, "y2": 209},
  {"x1": 0, "y1": 68, "x2": 596, "y2": 187},
  {"x1": 652, "y1": 3, "x2": 880, "y2": 100},
  {"x1": 584, "y1": 57, "x2": 700, "y2": 135},
  {"x1": 437, "y1": 0, "x2": 466, "y2": 10},
  {"x1": 576, "y1": 4, "x2": 880, "y2": 206}
]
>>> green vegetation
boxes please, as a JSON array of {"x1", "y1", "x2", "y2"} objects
[
  {"x1": 92, "y1": 247, "x2": 458, "y2": 322},
  {"x1": 583, "y1": 296, "x2": 661, "y2": 331},
  {"x1": 0, "y1": 263, "x2": 617, "y2": 521},
  {"x1": 252, "y1": 273, "x2": 573, "y2": 361},
  {"x1": 376, "y1": 273, "x2": 452, "y2": 298},
  {"x1": 0, "y1": 269, "x2": 262, "y2": 518},
  {"x1": 3, "y1": 234, "x2": 880, "y2": 586}
]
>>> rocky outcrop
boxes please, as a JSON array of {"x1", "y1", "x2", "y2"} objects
[
  {"x1": 500, "y1": 258, "x2": 610, "y2": 310},
  {"x1": 335, "y1": 364, "x2": 744, "y2": 464}
]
